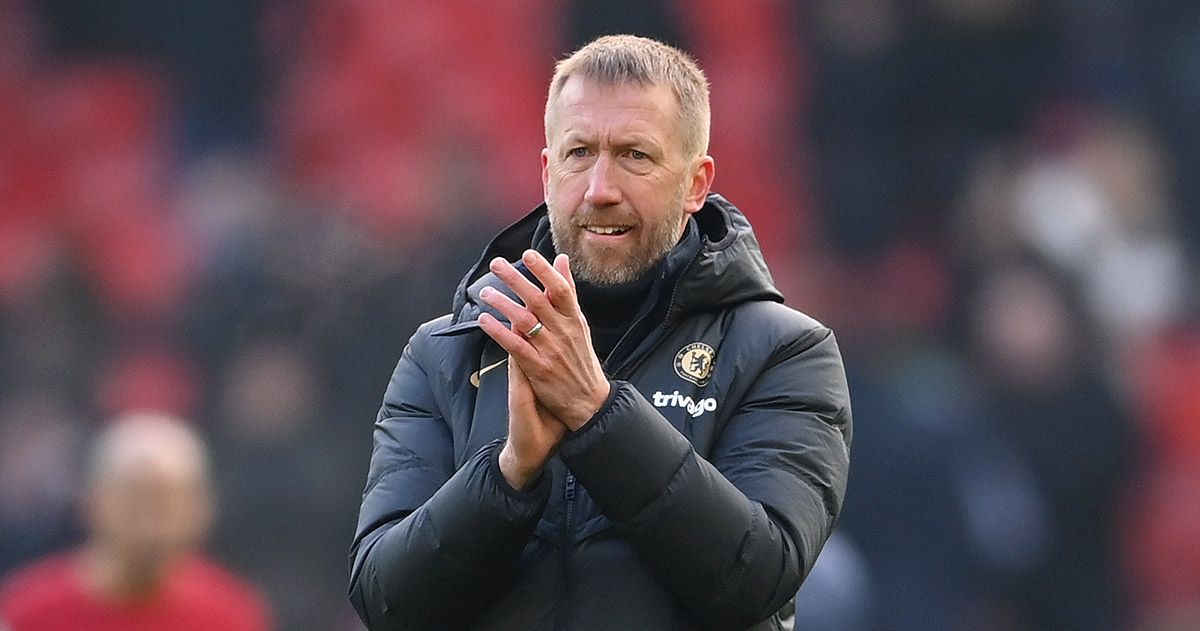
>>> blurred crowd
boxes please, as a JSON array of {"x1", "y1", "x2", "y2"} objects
[{"x1": 0, "y1": 1, "x2": 1197, "y2": 630}]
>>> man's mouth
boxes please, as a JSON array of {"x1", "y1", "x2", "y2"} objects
[{"x1": 583, "y1": 225, "x2": 631, "y2": 236}]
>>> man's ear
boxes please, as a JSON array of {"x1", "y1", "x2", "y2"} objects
[
  {"x1": 541, "y1": 148, "x2": 551, "y2": 200},
  {"x1": 683, "y1": 155, "x2": 715, "y2": 215}
]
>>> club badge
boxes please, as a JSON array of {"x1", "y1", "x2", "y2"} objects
[{"x1": 674, "y1": 342, "x2": 715, "y2": 386}]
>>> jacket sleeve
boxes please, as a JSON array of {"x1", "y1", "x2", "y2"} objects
[
  {"x1": 557, "y1": 322, "x2": 851, "y2": 629},
  {"x1": 348, "y1": 329, "x2": 551, "y2": 630}
]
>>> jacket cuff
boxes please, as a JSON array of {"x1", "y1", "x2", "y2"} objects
[
  {"x1": 425, "y1": 438, "x2": 551, "y2": 555},
  {"x1": 559, "y1": 381, "x2": 692, "y2": 522},
  {"x1": 567, "y1": 378, "x2": 621, "y2": 436}
]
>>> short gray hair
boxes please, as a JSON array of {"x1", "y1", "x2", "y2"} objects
[{"x1": 545, "y1": 34, "x2": 711, "y2": 158}]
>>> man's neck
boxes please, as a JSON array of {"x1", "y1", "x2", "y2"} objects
[{"x1": 81, "y1": 543, "x2": 173, "y2": 603}]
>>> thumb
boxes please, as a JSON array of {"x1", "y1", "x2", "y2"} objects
[{"x1": 508, "y1": 355, "x2": 523, "y2": 384}]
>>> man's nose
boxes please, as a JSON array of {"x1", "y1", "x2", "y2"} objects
[{"x1": 584, "y1": 154, "x2": 621, "y2": 207}]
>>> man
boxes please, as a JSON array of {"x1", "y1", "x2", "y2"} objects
[
  {"x1": 349, "y1": 34, "x2": 851, "y2": 630},
  {"x1": 0, "y1": 413, "x2": 272, "y2": 631}
]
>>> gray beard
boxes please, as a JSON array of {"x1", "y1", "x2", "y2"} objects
[
  {"x1": 549, "y1": 208, "x2": 683, "y2": 286},
  {"x1": 548, "y1": 181, "x2": 688, "y2": 286}
]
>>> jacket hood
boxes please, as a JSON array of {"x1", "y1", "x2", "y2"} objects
[
  {"x1": 437, "y1": 193, "x2": 782, "y2": 335},
  {"x1": 672, "y1": 192, "x2": 783, "y2": 318}
]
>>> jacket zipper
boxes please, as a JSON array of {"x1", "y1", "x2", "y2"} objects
[
  {"x1": 564, "y1": 472, "x2": 577, "y2": 534},
  {"x1": 556, "y1": 472, "x2": 577, "y2": 629},
  {"x1": 605, "y1": 251, "x2": 699, "y2": 376}
]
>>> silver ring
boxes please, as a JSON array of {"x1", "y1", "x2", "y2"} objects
[{"x1": 524, "y1": 321, "x2": 544, "y2": 339}]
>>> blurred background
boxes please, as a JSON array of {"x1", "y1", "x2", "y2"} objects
[{"x1": 0, "y1": 1, "x2": 1197, "y2": 629}]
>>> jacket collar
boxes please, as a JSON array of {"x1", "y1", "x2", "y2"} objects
[
  {"x1": 435, "y1": 193, "x2": 782, "y2": 336},
  {"x1": 667, "y1": 192, "x2": 783, "y2": 320}
]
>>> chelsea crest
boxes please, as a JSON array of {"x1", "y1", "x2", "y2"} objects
[{"x1": 674, "y1": 342, "x2": 715, "y2": 386}]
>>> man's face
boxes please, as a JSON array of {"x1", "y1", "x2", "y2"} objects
[
  {"x1": 88, "y1": 455, "x2": 211, "y2": 579},
  {"x1": 542, "y1": 77, "x2": 713, "y2": 285}
]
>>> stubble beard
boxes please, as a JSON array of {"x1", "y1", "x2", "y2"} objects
[{"x1": 548, "y1": 187, "x2": 687, "y2": 286}]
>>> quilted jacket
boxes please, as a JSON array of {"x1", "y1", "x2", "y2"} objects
[{"x1": 349, "y1": 193, "x2": 852, "y2": 630}]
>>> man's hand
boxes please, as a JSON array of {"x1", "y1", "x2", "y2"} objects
[
  {"x1": 497, "y1": 358, "x2": 566, "y2": 490},
  {"x1": 478, "y1": 250, "x2": 611, "y2": 431}
]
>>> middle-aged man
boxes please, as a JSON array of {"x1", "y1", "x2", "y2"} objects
[
  {"x1": 349, "y1": 34, "x2": 852, "y2": 630},
  {"x1": 0, "y1": 413, "x2": 273, "y2": 631}
]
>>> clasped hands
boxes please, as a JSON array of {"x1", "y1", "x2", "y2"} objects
[{"x1": 478, "y1": 250, "x2": 611, "y2": 490}]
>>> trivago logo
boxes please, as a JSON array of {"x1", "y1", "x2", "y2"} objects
[{"x1": 652, "y1": 390, "x2": 717, "y2": 418}]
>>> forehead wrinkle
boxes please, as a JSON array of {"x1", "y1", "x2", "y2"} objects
[
  {"x1": 549, "y1": 79, "x2": 681, "y2": 150},
  {"x1": 559, "y1": 126, "x2": 664, "y2": 152},
  {"x1": 555, "y1": 120, "x2": 673, "y2": 161}
]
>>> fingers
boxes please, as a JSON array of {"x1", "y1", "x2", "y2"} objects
[
  {"x1": 487, "y1": 251, "x2": 578, "y2": 320},
  {"x1": 521, "y1": 250, "x2": 577, "y2": 315},
  {"x1": 481, "y1": 250, "x2": 580, "y2": 356},
  {"x1": 488, "y1": 256, "x2": 550, "y2": 318},
  {"x1": 479, "y1": 286, "x2": 540, "y2": 336},
  {"x1": 478, "y1": 312, "x2": 535, "y2": 360}
]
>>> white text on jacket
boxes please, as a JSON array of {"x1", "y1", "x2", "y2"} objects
[{"x1": 652, "y1": 390, "x2": 717, "y2": 418}]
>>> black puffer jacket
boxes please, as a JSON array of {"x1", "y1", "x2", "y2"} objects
[{"x1": 349, "y1": 194, "x2": 852, "y2": 630}]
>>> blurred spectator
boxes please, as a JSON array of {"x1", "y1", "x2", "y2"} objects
[
  {"x1": 0, "y1": 412, "x2": 273, "y2": 630},
  {"x1": 837, "y1": 340, "x2": 1047, "y2": 630},
  {"x1": 204, "y1": 338, "x2": 351, "y2": 631},
  {"x1": 1006, "y1": 109, "x2": 1188, "y2": 353},
  {"x1": 968, "y1": 261, "x2": 1140, "y2": 629}
]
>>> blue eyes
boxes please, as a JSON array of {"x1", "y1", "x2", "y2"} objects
[{"x1": 566, "y1": 147, "x2": 649, "y2": 160}]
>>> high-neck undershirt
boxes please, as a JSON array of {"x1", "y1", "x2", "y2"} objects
[{"x1": 575, "y1": 266, "x2": 660, "y2": 361}]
